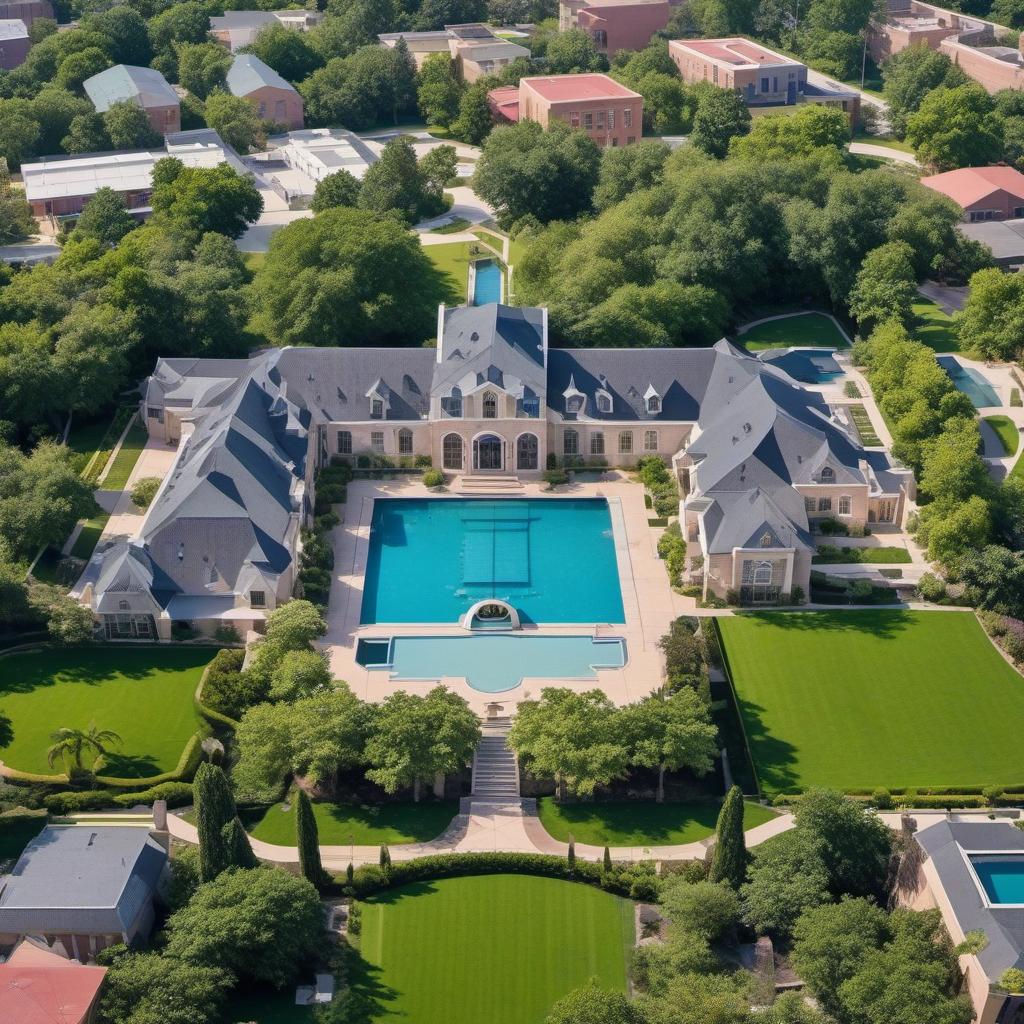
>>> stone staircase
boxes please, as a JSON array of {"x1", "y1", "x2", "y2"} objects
[
  {"x1": 470, "y1": 719, "x2": 520, "y2": 803},
  {"x1": 455, "y1": 474, "x2": 526, "y2": 495}
]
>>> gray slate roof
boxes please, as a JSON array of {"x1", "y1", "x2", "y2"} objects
[
  {"x1": 84, "y1": 64, "x2": 179, "y2": 113},
  {"x1": 227, "y1": 53, "x2": 298, "y2": 96},
  {"x1": 917, "y1": 820, "x2": 1024, "y2": 981},
  {"x1": 0, "y1": 827, "x2": 166, "y2": 936}
]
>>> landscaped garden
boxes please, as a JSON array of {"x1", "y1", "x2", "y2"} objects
[
  {"x1": 847, "y1": 403, "x2": 882, "y2": 446},
  {"x1": 357, "y1": 875, "x2": 634, "y2": 1024},
  {"x1": 811, "y1": 545, "x2": 912, "y2": 565},
  {"x1": 101, "y1": 415, "x2": 149, "y2": 490},
  {"x1": 718, "y1": 610, "x2": 1024, "y2": 795},
  {"x1": 0, "y1": 646, "x2": 212, "y2": 779},
  {"x1": 242, "y1": 798, "x2": 459, "y2": 846},
  {"x1": 536, "y1": 796, "x2": 776, "y2": 846},
  {"x1": 911, "y1": 296, "x2": 959, "y2": 353},
  {"x1": 985, "y1": 414, "x2": 1021, "y2": 457},
  {"x1": 737, "y1": 312, "x2": 850, "y2": 351}
]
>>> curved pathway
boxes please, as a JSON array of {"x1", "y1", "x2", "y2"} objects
[{"x1": 849, "y1": 142, "x2": 919, "y2": 167}]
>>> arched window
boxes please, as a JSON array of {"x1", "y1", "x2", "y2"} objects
[
  {"x1": 398, "y1": 428, "x2": 413, "y2": 455},
  {"x1": 753, "y1": 561, "x2": 773, "y2": 585},
  {"x1": 760, "y1": 532, "x2": 773, "y2": 548},
  {"x1": 482, "y1": 392, "x2": 497, "y2": 418},
  {"x1": 838, "y1": 495, "x2": 852, "y2": 516},
  {"x1": 442, "y1": 433, "x2": 463, "y2": 470},
  {"x1": 821, "y1": 466, "x2": 834, "y2": 482},
  {"x1": 517, "y1": 433, "x2": 538, "y2": 470},
  {"x1": 563, "y1": 429, "x2": 578, "y2": 456}
]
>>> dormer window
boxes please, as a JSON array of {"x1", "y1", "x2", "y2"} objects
[
  {"x1": 442, "y1": 387, "x2": 462, "y2": 418},
  {"x1": 118, "y1": 599, "x2": 130, "y2": 611},
  {"x1": 596, "y1": 391, "x2": 612, "y2": 414},
  {"x1": 821, "y1": 466, "x2": 834, "y2": 482},
  {"x1": 370, "y1": 399, "x2": 384, "y2": 419},
  {"x1": 567, "y1": 395, "x2": 584, "y2": 415},
  {"x1": 482, "y1": 391, "x2": 497, "y2": 418},
  {"x1": 760, "y1": 532, "x2": 773, "y2": 548},
  {"x1": 644, "y1": 383, "x2": 661, "y2": 415}
]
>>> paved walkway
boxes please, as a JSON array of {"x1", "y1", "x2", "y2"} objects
[{"x1": 849, "y1": 142, "x2": 918, "y2": 166}]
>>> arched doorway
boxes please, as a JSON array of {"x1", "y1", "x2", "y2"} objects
[
  {"x1": 473, "y1": 434, "x2": 504, "y2": 472},
  {"x1": 442, "y1": 433, "x2": 463, "y2": 470}
]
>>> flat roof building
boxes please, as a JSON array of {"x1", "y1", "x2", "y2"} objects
[
  {"x1": 490, "y1": 73, "x2": 644, "y2": 147},
  {"x1": 210, "y1": 9, "x2": 323, "y2": 51},
  {"x1": 226, "y1": 53, "x2": 303, "y2": 130},
  {"x1": 83, "y1": 64, "x2": 181, "y2": 136},
  {"x1": 574, "y1": 1, "x2": 672, "y2": 57},
  {"x1": 922, "y1": 165, "x2": 1024, "y2": 221},
  {"x1": 379, "y1": 23, "x2": 528, "y2": 80},
  {"x1": 263, "y1": 128, "x2": 379, "y2": 200}
]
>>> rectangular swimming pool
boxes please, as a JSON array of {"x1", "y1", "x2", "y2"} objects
[
  {"x1": 359, "y1": 498, "x2": 625, "y2": 625},
  {"x1": 472, "y1": 259, "x2": 502, "y2": 306},
  {"x1": 357, "y1": 634, "x2": 627, "y2": 693},
  {"x1": 970, "y1": 855, "x2": 1024, "y2": 905},
  {"x1": 937, "y1": 356, "x2": 1000, "y2": 408}
]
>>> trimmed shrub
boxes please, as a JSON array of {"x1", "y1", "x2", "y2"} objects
[
  {"x1": 657, "y1": 521, "x2": 686, "y2": 587},
  {"x1": 423, "y1": 468, "x2": 445, "y2": 488},
  {"x1": 44, "y1": 789, "x2": 118, "y2": 813},
  {"x1": 871, "y1": 787, "x2": 892, "y2": 809},
  {"x1": 201, "y1": 649, "x2": 263, "y2": 721},
  {"x1": 213, "y1": 624, "x2": 240, "y2": 644},
  {"x1": 113, "y1": 781, "x2": 193, "y2": 809},
  {"x1": 917, "y1": 573, "x2": 947, "y2": 602},
  {"x1": 543, "y1": 468, "x2": 568, "y2": 488},
  {"x1": 130, "y1": 477, "x2": 161, "y2": 508}
]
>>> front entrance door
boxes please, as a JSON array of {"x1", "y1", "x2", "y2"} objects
[{"x1": 473, "y1": 435, "x2": 504, "y2": 471}]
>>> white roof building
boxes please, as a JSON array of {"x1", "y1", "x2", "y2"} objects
[{"x1": 274, "y1": 128, "x2": 379, "y2": 192}]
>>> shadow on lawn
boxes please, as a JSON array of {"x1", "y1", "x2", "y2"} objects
[
  {"x1": 100, "y1": 752, "x2": 162, "y2": 778},
  {"x1": 545, "y1": 801, "x2": 725, "y2": 844},
  {"x1": 731, "y1": 695, "x2": 801, "y2": 794},
  {"x1": 344, "y1": 953, "x2": 403, "y2": 1022},
  {"x1": 735, "y1": 608, "x2": 915, "y2": 640}
]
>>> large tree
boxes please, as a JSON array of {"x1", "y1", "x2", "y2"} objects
[
  {"x1": 176, "y1": 41, "x2": 232, "y2": 99},
  {"x1": 73, "y1": 186, "x2": 135, "y2": 247},
  {"x1": 311, "y1": 169, "x2": 361, "y2": 212},
  {"x1": 545, "y1": 981, "x2": 642, "y2": 1024},
  {"x1": 474, "y1": 119, "x2": 601, "y2": 227},
  {"x1": 509, "y1": 688, "x2": 628, "y2": 800},
  {"x1": 881, "y1": 45, "x2": 970, "y2": 137},
  {"x1": 905, "y1": 84, "x2": 1004, "y2": 171},
  {"x1": 417, "y1": 52, "x2": 463, "y2": 128},
  {"x1": 202, "y1": 90, "x2": 262, "y2": 154},
  {"x1": 249, "y1": 206, "x2": 446, "y2": 346},
  {"x1": 955, "y1": 266, "x2": 1024, "y2": 362},
  {"x1": 246, "y1": 23, "x2": 321, "y2": 83},
  {"x1": 151, "y1": 158, "x2": 263, "y2": 239},
  {"x1": 690, "y1": 85, "x2": 751, "y2": 159},
  {"x1": 544, "y1": 27, "x2": 607, "y2": 73},
  {"x1": 365, "y1": 686, "x2": 480, "y2": 801},
  {"x1": 848, "y1": 240, "x2": 919, "y2": 331},
  {"x1": 103, "y1": 99, "x2": 161, "y2": 150}
]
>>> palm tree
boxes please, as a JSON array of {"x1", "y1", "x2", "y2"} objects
[{"x1": 46, "y1": 724, "x2": 122, "y2": 773}]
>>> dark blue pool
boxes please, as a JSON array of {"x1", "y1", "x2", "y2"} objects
[{"x1": 472, "y1": 259, "x2": 501, "y2": 306}]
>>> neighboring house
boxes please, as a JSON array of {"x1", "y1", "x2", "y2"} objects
[
  {"x1": 0, "y1": 19, "x2": 29, "y2": 70},
  {"x1": 22, "y1": 129, "x2": 246, "y2": 220},
  {"x1": 85, "y1": 302, "x2": 912, "y2": 627},
  {"x1": 959, "y1": 217, "x2": 1024, "y2": 267},
  {"x1": 904, "y1": 819, "x2": 1024, "y2": 1024},
  {"x1": 379, "y1": 22, "x2": 528, "y2": 80},
  {"x1": 870, "y1": 0, "x2": 1024, "y2": 94},
  {"x1": 272, "y1": 128, "x2": 378, "y2": 189},
  {"x1": 209, "y1": 8, "x2": 323, "y2": 51},
  {"x1": 226, "y1": 53, "x2": 304, "y2": 130},
  {"x1": 669, "y1": 37, "x2": 860, "y2": 123},
  {"x1": 574, "y1": 1, "x2": 672, "y2": 58},
  {"x1": 0, "y1": 826, "x2": 168, "y2": 960},
  {"x1": 922, "y1": 165, "x2": 1024, "y2": 222},
  {"x1": 0, "y1": 0, "x2": 51, "y2": 26},
  {"x1": 0, "y1": 938, "x2": 107, "y2": 1024},
  {"x1": 83, "y1": 64, "x2": 181, "y2": 135},
  {"x1": 489, "y1": 74, "x2": 644, "y2": 147}
]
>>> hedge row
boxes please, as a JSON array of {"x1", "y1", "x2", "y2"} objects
[
  {"x1": 337, "y1": 852, "x2": 662, "y2": 901},
  {"x1": 96, "y1": 730, "x2": 206, "y2": 789},
  {"x1": 194, "y1": 658, "x2": 242, "y2": 730}
]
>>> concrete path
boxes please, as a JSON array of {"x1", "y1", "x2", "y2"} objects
[
  {"x1": 0, "y1": 239, "x2": 60, "y2": 263},
  {"x1": 849, "y1": 141, "x2": 919, "y2": 167},
  {"x1": 415, "y1": 185, "x2": 494, "y2": 234}
]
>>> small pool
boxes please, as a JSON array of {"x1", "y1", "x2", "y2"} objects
[
  {"x1": 937, "y1": 356, "x2": 999, "y2": 408},
  {"x1": 356, "y1": 634, "x2": 627, "y2": 693},
  {"x1": 971, "y1": 855, "x2": 1024, "y2": 904},
  {"x1": 472, "y1": 259, "x2": 502, "y2": 306}
]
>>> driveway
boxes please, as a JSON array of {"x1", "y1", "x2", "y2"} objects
[
  {"x1": 0, "y1": 239, "x2": 60, "y2": 263},
  {"x1": 416, "y1": 185, "x2": 494, "y2": 233},
  {"x1": 919, "y1": 281, "x2": 969, "y2": 314}
]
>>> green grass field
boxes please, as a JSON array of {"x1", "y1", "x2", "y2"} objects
[
  {"x1": 985, "y1": 415, "x2": 1020, "y2": 457},
  {"x1": 912, "y1": 297, "x2": 960, "y2": 353},
  {"x1": 719, "y1": 610, "x2": 1024, "y2": 794},
  {"x1": 537, "y1": 797, "x2": 777, "y2": 846},
  {"x1": 738, "y1": 312, "x2": 849, "y2": 351},
  {"x1": 244, "y1": 799, "x2": 459, "y2": 846},
  {"x1": 101, "y1": 417, "x2": 148, "y2": 490},
  {"x1": 69, "y1": 512, "x2": 111, "y2": 562},
  {"x1": 811, "y1": 546, "x2": 912, "y2": 565},
  {"x1": 423, "y1": 240, "x2": 472, "y2": 304},
  {"x1": 358, "y1": 876, "x2": 634, "y2": 1024},
  {"x1": 0, "y1": 647, "x2": 211, "y2": 778}
]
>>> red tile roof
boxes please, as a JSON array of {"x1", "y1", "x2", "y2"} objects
[
  {"x1": 921, "y1": 165, "x2": 1024, "y2": 207},
  {"x1": 0, "y1": 942, "x2": 107, "y2": 1024},
  {"x1": 520, "y1": 73, "x2": 641, "y2": 102}
]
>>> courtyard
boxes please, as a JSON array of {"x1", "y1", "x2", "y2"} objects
[
  {"x1": 718, "y1": 610, "x2": 1024, "y2": 795},
  {"x1": 0, "y1": 646, "x2": 212, "y2": 779},
  {"x1": 356, "y1": 875, "x2": 634, "y2": 1024}
]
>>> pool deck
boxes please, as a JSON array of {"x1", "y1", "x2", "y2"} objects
[{"x1": 321, "y1": 475, "x2": 691, "y2": 713}]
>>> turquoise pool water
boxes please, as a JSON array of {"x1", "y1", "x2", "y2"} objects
[
  {"x1": 359, "y1": 498, "x2": 625, "y2": 625},
  {"x1": 972, "y1": 856, "x2": 1024, "y2": 904},
  {"x1": 357, "y1": 634, "x2": 627, "y2": 693},
  {"x1": 937, "y1": 356, "x2": 999, "y2": 408},
  {"x1": 472, "y1": 259, "x2": 501, "y2": 305}
]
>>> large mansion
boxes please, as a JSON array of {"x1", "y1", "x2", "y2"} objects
[{"x1": 82, "y1": 303, "x2": 913, "y2": 639}]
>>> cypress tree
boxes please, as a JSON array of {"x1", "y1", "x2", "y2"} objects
[
  {"x1": 379, "y1": 844, "x2": 391, "y2": 871},
  {"x1": 346, "y1": 862, "x2": 354, "y2": 885},
  {"x1": 603, "y1": 846, "x2": 612, "y2": 873},
  {"x1": 567, "y1": 836, "x2": 576, "y2": 874},
  {"x1": 194, "y1": 763, "x2": 237, "y2": 882},
  {"x1": 222, "y1": 816, "x2": 258, "y2": 869},
  {"x1": 296, "y1": 790, "x2": 325, "y2": 887},
  {"x1": 709, "y1": 785, "x2": 747, "y2": 888}
]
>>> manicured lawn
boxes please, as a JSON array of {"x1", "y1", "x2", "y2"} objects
[
  {"x1": 912, "y1": 297, "x2": 960, "y2": 353},
  {"x1": 66, "y1": 407, "x2": 132, "y2": 480},
  {"x1": 847, "y1": 404, "x2": 882, "y2": 446},
  {"x1": 812, "y1": 545, "x2": 912, "y2": 565},
  {"x1": 69, "y1": 512, "x2": 110, "y2": 562},
  {"x1": 537, "y1": 797, "x2": 777, "y2": 846},
  {"x1": 719, "y1": 610, "x2": 1024, "y2": 794},
  {"x1": 243, "y1": 799, "x2": 459, "y2": 846},
  {"x1": 985, "y1": 415, "x2": 1020, "y2": 457},
  {"x1": 358, "y1": 875, "x2": 634, "y2": 1024},
  {"x1": 101, "y1": 417, "x2": 148, "y2": 490},
  {"x1": 738, "y1": 312, "x2": 849, "y2": 351},
  {"x1": 422, "y1": 240, "x2": 472, "y2": 304},
  {"x1": 0, "y1": 647, "x2": 211, "y2": 778}
]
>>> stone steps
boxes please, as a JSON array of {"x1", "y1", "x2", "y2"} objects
[
  {"x1": 455, "y1": 475, "x2": 526, "y2": 495},
  {"x1": 471, "y1": 726, "x2": 520, "y2": 801}
]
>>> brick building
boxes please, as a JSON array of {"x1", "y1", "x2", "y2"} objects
[
  {"x1": 922, "y1": 166, "x2": 1024, "y2": 221},
  {"x1": 83, "y1": 64, "x2": 181, "y2": 135},
  {"x1": 226, "y1": 53, "x2": 304, "y2": 130},
  {"x1": 573, "y1": 1, "x2": 672, "y2": 58}
]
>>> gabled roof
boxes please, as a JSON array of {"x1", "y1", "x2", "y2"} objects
[
  {"x1": 922, "y1": 165, "x2": 1024, "y2": 208},
  {"x1": 0, "y1": 940, "x2": 107, "y2": 1024},
  {"x1": 227, "y1": 52, "x2": 298, "y2": 96},
  {"x1": 83, "y1": 64, "x2": 178, "y2": 113},
  {"x1": 0, "y1": 826, "x2": 167, "y2": 937}
]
